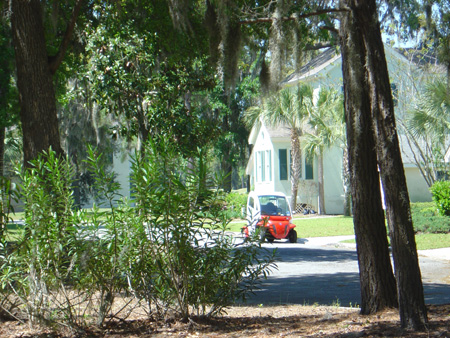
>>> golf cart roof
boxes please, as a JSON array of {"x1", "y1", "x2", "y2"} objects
[{"x1": 249, "y1": 191, "x2": 288, "y2": 198}]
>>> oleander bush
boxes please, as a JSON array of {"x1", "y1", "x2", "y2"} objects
[{"x1": 0, "y1": 142, "x2": 276, "y2": 330}]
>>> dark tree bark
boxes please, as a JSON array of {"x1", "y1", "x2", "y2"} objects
[
  {"x1": 340, "y1": 0, "x2": 428, "y2": 330},
  {"x1": 339, "y1": 7, "x2": 398, "y2": 315},
  {"x1": 10, "y1": 0, "x2": 64, "y2": 165},
  {"x1": 353, "y1": 1, "x2": 428, "y2": 330},
  {"x1": 11, "y1": 0, "x2": 82, "y2": 166},
  {"x1": 0, "y1": 127, "x2": 4, "y2": 177}
]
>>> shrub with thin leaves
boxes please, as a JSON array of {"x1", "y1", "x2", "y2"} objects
[
  {"x1": 128, "y1": 139, "x2": 276, "y2": 319},
  {"x1": 0, "y1": 176, "x2": 21, "y2": 321},
  {"x1": 12, "y1": 151, "x2": 82, "y2": 326},
  {"x1": 2, "y1": 144, "x2": 276, "y2": 329}
]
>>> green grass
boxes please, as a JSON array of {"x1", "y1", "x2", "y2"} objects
[
  {"x1": 342, "y1": 233, "x2": 450, "y2": 250},
  {"x1": 415, "y1": 233, "x2": 450, "y2": 250},
  {"x1": 293, "y1": 216, "x2": 355, "y2": 238},
  {"x1": 227, "y1": 221, "x2": 247, "y2": 232},
  {"x1": 234, "y1": 214, "x2": 450, "y2": 250},
  {"x1": 341, "y1": 229, "x2": 450, "y2": 250}
]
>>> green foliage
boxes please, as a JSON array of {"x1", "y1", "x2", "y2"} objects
[
  {"x1": 0, "y1": 177, "x2": 18, "y2": 239},
  {"x1": 430, "y1": 181, "x2": 450, "y2": 216},
  {"x1": 224, "y1": 191, "x2": 248, "y2": 219},
  {"x1": 1, "y1": 145, "x2": 275, "y2": 329},
  {"x1": 80, "y1": 4, "x2": 216, "y2": 157},
  {"x1": 128, "y1": 139, "x2": 276, "y2": 319},
  {"x1": 0, "y1": 176, "x2": 20, "y2": 319},
  {"x1": 410, "y1": 202, "x2": 450, "y2": 233},
  {"x1": 11, "y1": 151, "x2": 82, "y2": 325}
]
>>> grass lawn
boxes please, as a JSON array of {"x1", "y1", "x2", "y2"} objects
[
  {"x1": 230, "y1": 215, "x2": 450, "y2": 250},
  {"x1": 293, "y1": 216, "x2": 354, "y2": 238},
  {"x1": 415, "y1": 233, "x2": 450, "y2": 250}
]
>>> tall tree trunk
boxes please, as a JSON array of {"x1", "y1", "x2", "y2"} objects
[
  {"x1": 0, "y1": 126, "x2": 4, "y2": 177},
  {"x1": 342, "y1": 148, "x2": 352, "y2": 216},
  {"x1": 221, "y1": 137, "x2": 232, "y2": 192},
  {"x1": 290, "y1": 129, "x2": 301, "y2": 211},
  {"x1": 317, "y1": 151, "x2": 325, "y2": 214},
  {"x1": 339, "y1": 2, "x2": 398, "y2": 315},
  {"x1": 11, "y1": 0, "x2": 64, "y2": 165},
  {"x1": 352, "y1": 0, "x2": 428, "y2": 329}
]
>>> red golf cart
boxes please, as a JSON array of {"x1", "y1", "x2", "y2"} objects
[{"x1": 243, "y1": 191, "x2": 297, "y2": 243}]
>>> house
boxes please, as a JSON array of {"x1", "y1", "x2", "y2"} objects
[{"x1": 246, "y1": 44, "x2": 437, "y2": 215}]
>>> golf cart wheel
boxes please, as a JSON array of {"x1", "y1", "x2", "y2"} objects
[{"x1": 288, "y1": 229, "x2": 297, "y2": 243}]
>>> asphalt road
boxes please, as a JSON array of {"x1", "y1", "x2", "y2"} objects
[{"x1": 238, "y1": 236, "x2": 450, "y2": 307}]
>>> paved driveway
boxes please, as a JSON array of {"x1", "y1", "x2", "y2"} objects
[{"x1": 240, "y1": 236, "x2": 450, "y2": 307}]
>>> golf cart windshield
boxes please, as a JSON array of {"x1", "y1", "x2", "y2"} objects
[{"x1": 259, "y1": 195, "x2": 291, "y2": 216}]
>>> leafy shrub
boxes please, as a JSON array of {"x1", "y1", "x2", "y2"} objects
[
  {"x1": 224, "y1": 191, "x2": 248, "y2": 219},
  {"x1": 430, "y1": 181, "x2": 450, "y2": 216},
  {"x1": 128, "y1": 140, "x2": 275, "y2": 319},
  {"x1": 2, "y1": 144, "x2": 276, "y2": 329},
  {"x1": 12, "y1": 151, "x2": 82, "y2": 326},
  {"x1": 410, "y1": 202, "x2": 450, "y2": 233}
]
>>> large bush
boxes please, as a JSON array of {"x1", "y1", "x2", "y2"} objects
[
  {"x1": 430, "y1": 181, "x2": 450, "y2": 216},
  {"x1": 224, "y1": 191, "x2": 248, "y2": 219},
  {"x1": 410, "y1": 202, "x2": 450, "y2": 233},
  {"x1": 0, "y1": 144, "x2": 276, "y2": 329}
]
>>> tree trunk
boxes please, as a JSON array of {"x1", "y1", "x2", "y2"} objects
[
  {"x1": 342, "y1": 148, "x2": 352, "y2": 216},
  {"x1": 0, "y1": 126, "x2": 4, "y2": 177},
  {"x1": 352, "y1": 0, "x2": 428, "y2": 329},
  {"x1": 339, "y1": 3, "x2": 398, "y2": 315},
  {"x1": 290, "y1": 129, "x2": 301, "y2": 211},
  {"x1": 317, "y1": 151, "x2": 325, "y2": 214},
  {"x1": 221, "y1": 147, "x2": 232, "y2": 192},
  {"x1": 10, "y1": 0, "x2": 64, "y2": 165}
]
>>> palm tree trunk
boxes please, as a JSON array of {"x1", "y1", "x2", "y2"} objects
[
  {"x1": 290, "y1": 129, "x2": 301, "y2": 211},
  {"x1": 317, "y1": 151, "x2": 325, "y2": 214}
]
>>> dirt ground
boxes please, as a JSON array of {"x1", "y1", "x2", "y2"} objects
[{"x1": 0, "y1": 304, "x2": 449, "y2": 338}]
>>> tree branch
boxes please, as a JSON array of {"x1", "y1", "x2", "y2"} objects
[
  {"x1": 48, "y1": 0, "x2": 84, "y2": 75},
  {"x1": 239, "y1": 8, "x2": 348, "y2": 25},
  {"x1": 304, "y1": 42, "x2": 335, "y2": 51}
]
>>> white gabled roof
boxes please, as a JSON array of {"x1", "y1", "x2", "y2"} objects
[
  {"x1": 281, "y1": 48, "x2": 340, "y2": 86},
  {"x1": 281, "y1": 44, "x2": 432, "y2": 89}
]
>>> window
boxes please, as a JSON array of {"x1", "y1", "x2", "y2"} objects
[
  {"x1": 256, "y1": 151, "x2": 266, "y2": 182},
  {"x1": 256, "y1": 151, "x2": 264, "y2": 182},
  {"x1": 305, "y1": 157, "x2": 313, "y2": 180},
  {"x1": 256, "y1": 150, "x2": 272, "y2": 182},
  {"x1": 248, "y1": 196, "x2": 254, "y2": 208},
  {"x1": 279, "y1": 149, "x2": 288, "y2": 180},
  {"x1": 266, "y1": 150, "x2": 272, "y2": 182}
]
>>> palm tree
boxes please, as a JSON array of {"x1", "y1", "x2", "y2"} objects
[
  {"x1": 245, "y1": 85, "x2": 312, "y2": 210},
  {"x1": 400, "y1": 77, "x2": 450, "y2": 186},
  {"x1": 302, "y1": 87, "x2": 345, "y2": 214}
]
